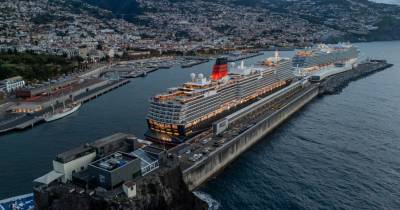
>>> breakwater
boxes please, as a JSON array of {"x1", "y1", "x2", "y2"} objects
[{"x1": 319, "y1": 60, "x2": 393, "y2": 94}]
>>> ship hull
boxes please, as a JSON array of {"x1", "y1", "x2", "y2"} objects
[{"x1": 44, "y1": 103, "x2": 81, "y2": 122}]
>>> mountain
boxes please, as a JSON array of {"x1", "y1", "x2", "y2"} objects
[{"x1": 232, "y1": 0, "x2": 400, "y2": 41}]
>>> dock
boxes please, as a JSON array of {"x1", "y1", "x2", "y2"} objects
[
  {"x1": 75, "y1": 79, "x2": 130, "y2": 103},
  {"x1": 14, "y1": 116, "x2": 44, "y2": 130},
  {"x1": 0, "y1": 79, "x2": 130, "y2": 134},
  {"x1": 181, "y1": 59, "x2": 210, "y2": 68}
]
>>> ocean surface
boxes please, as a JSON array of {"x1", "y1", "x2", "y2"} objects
[{"x1": 0, "y1": 41, "x2": 399, "y2": 210}]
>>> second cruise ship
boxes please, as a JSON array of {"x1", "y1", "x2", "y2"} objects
[{"x1": 293, "y1": 43, "x2": 359, "y2": 77}]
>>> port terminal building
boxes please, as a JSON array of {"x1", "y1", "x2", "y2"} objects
[{"x1": 33, "y1": 133, "x2": 164, "y2": 194}]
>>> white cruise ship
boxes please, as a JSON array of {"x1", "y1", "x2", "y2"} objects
[
  {"x1": 145, "y1": 53, "x2": 295, "y2": 144},
  {"x1": 292, "y1": 43, "x2": 359, "y2": 77}
]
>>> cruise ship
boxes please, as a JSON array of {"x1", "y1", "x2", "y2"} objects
[
  {"x1": 292, "y1": 43, "x2": 359, "y2": 77},
  {"x1": 145, "y1": 52, "x2": 295, "y2": 144}
]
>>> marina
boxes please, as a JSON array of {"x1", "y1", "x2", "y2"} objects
[
  {"x1": 104, "y1": 57, "x2": 212, "y2": 78},
  {"x1": 181, "y1": 58, "x2": 210, "y2": 68},
  {"x1": 226, "y1": 52, "x2": 264, "y2": 62}
]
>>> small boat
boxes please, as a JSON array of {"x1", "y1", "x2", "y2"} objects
[{"x1": 44, "y1": 103, "x2": 81, "y2": 122}]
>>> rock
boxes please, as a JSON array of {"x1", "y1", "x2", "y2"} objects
[{"x1": 34, "y1": 163, "x2": 208, "y2": 210}]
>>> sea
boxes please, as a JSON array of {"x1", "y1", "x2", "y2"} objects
[{"x1": 0, "y1": 41, "x2": 399, "y2": 209}]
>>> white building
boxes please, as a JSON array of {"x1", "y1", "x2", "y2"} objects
[
  {"x1": 53, "y1": 148, "x2": 97, "y2": 183},
  {"x1": 123, "y1": 181, "x2": 137, "y2": 198},
  {"x1": 1, "y1": 76, "x2": 25, "y2": 93}
]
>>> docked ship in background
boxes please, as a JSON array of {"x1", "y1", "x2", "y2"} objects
[
  {"x1": 292, "y1": 43, "x2": 359, "y2": 78},
  {"x1": 145, "y1": 52, "x2": 295, "y2": 144}
]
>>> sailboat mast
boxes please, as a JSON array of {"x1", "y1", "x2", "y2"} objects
[
  {"x1": 49, "y1": 82, "x2": 54, "y2": 113},
  {"x1": 61, "y1": 86, "x2": 65, "y2": 109}
]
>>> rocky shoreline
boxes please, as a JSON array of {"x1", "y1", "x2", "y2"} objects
[{"x1": 34, "y1": 161, "x2": 208, "y2": 210}]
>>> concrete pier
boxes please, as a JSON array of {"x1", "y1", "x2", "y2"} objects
[
  {"x1": 75, "y1": 79, "x2": 130, "y2": 104},
  {"x1": 182, "y1": 86, "x2": 319, "y2": 190}
]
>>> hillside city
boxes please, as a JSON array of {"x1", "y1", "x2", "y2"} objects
[{"x1": 1, "y1": 0, "x2": 400, "y2": 62}]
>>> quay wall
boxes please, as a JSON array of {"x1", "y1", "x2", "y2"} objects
[{"x1": 182, "y1": 86, "x2": 319, "y2": 190}]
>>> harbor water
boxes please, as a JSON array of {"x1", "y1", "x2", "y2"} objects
[{"x1": 0, "y1": 41, "x2": 399, "y2": 210}]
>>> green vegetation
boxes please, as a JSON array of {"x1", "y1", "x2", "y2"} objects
[
  {"x1": 0, "y1": 52, "x2": 82, "y2": 82},
  {"x1": 32, "y1": 14, "x2": 74, "y2": 25},
  {"x1": 83, "y1": 0, "x2": 142, "y2": 21},
  {"x1": 213, "y1": 25, "x2": 236, "y2": 34}
]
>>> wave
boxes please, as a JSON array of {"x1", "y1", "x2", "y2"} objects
[{"x1": 193, "y1": 191, "x2": 221, "y2": 210}]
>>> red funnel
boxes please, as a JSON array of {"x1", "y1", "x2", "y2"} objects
[{"x1": 211, "y1": 57, "x2": 228, "y2": 80}]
